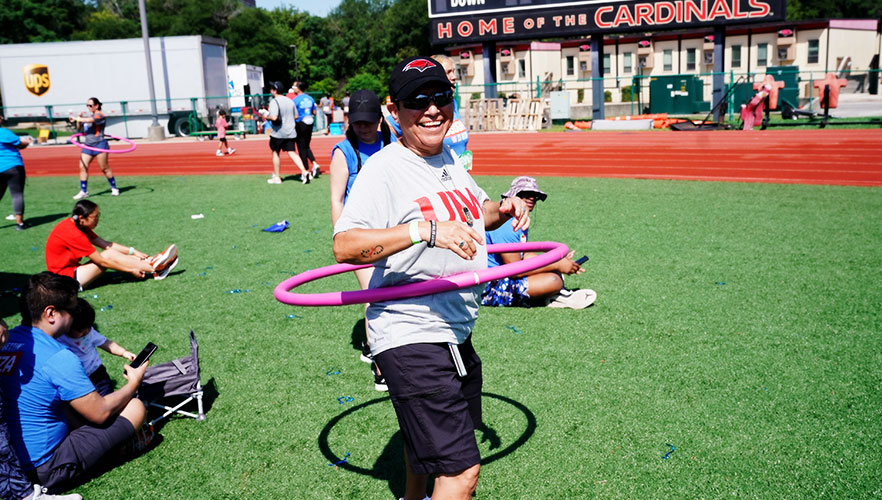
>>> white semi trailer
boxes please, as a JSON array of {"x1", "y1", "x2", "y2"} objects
[{"x1": 0, "y1": 35, "x2": 229, "y2": 138}]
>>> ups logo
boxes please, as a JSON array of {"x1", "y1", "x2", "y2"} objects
[{"x1": 23, "y1": 64, "x2": 50, "y2": 97}]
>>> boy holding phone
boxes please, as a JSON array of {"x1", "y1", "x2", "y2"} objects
[{"x1": 481, "y1": 176, "x2": 597, "y2": 309}]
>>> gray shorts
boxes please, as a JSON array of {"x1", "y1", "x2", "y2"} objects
[{"x1": 32, "y1": 415, "x2": 134, "y2": 491}]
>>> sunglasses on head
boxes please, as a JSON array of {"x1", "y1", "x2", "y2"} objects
[{"x1": 400, "y1": 90, "x2": 454, "y2": 111}]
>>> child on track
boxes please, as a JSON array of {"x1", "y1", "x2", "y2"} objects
[
  {"x1": 215, "y1": 109, "x2": 235, "y2": 156},
  {"x1": 57, "y1": 298, "x2": 136, "y2": 396}
]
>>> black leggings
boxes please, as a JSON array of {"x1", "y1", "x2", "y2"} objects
[
  {"x1": 295, "y1": 121, "x2": 316, "y2": 167},
  {"x1": 0, "y1": 165, "x2": 25, "y2": 216}
]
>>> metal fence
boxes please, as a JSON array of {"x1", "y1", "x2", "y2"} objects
[{"x1": 457, "y1": 68, "x2": 882, "y2": 120}]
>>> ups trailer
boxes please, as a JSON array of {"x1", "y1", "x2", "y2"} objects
[{"x1": 0, "y1": 35, "x2": 229, "y2": 138}]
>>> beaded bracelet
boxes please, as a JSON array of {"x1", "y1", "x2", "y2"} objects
[{"x1": 428, "y1": 220, "x2": 437, "y2": 248}]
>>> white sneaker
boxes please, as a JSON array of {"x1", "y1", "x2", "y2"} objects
[
  {"x1": 31, "y1": 484, "x2": 83, "y2": 499},
  {"x1": 267, "y1": 176, "x2": 282, "y2": 184},
  {"x1": 72, "y1": 190, "x2": 89, "y2": 200},
  {"x1": 216, "y1": 151, "x2": 224, "y2": 156},
  {"x1": 301, "y1": 172, "x2": 311, "y2": 184},
  {"x1": 150, "y1": 244, "x2": 178, "y2": 272},
  {"x1": 153, "y1": 256, "x2": 178, "y2": 280},
  {"x1": 227, "y1": 148, "x2": 236, "y2": 155},
  {"x1": 5, "y1": 214, "x2": 14, "y2": 220},
  {"x1": 111, "y1": 188, "x2": 120, "y2": 196},
  {"x1": 545, "y1": 289, "x2": 597, "y2": 309},
  {"x1": 311, "y1": 163, "x2": 320, "y2": 177}
]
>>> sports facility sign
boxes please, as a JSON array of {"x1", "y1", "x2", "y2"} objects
[{"x1": 430, "y1": 0, "x2": 786, "y2": 44}]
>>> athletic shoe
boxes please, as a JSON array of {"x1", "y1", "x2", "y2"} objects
[
  {"x1": 15, "y1": 222, "x2": 28, "y2": 231},
  {"x1": 216, "y1": 150, "x2": 224, "y2": 156},
  {"x1": 111, "y1": 188, "x2": 120, "y2": 196},
  {"x1": 153, "y1": 256, "x2": 178, "y2": 280},
  {"x1": 119, "y1": 423, "x2": 155, "y2": 456},
  {"x1": 149, "y1": 244, "x2": 178, "y2": 272},
  {"x1": 31, "y1": 484, "x2": 83, "y2": 500},
  {"x1": 545, "y1": 288, "x2": 597, "y2": 309},
  {"x1": 360, "y1": 341, "x2": 372, "y2": 363},
  {"x1": 267, "y1": 175, "x2": 282, "y2": 184},
  {"x1": 5, "y1": 214, "x2": 14, "y2": 220},
  {"x1": 311, "y1": 163, "x2": 320, "y2": 177},
  {"x1": 372, "y1": 362, "x2": 388, "y2": 392},
  {"x1": 301, "y1": 172, "x2": 311, "y2": 184},
  {"x1": 227, "y1": 148, "x2": 236, "y2": 155},
  {"x1": 72, "y1": 190, "x2": 89, "y2": 200}
]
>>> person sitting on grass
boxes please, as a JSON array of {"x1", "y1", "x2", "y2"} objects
[
  {"x1": 0, "y1": 272, "x2": 150, "y2": 493},
  {"x1": 57, "y1": 298, "x2": 136, "y2": 397},
  {"x1": 0, "y1": 318, "x2": 83, "y2": 500},
  {"x1": 45, "y1": 200, "x2": 178, "y2": 289},
  {"x1": 482, "y1": 176, "x2": 597, "y2": 309}
]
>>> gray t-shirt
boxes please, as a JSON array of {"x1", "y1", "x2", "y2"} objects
[
  {"x1": 269, "y1": 96, "x2": 297, "y2": 139},
  {"x1": 334, "y1": 141, "x2": 490, "y2": 356}
]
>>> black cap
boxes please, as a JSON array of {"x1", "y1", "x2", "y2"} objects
[
  {"x1": 389, "y1": 56, "x2": 453, "y2": 101},
  {"x1": 347, "y1": 89, "x2": 381, "y2": 124},
  {"x1": 268, "y1": 81, "x2": 284, "y2": 92}
]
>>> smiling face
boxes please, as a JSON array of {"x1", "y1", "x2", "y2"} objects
[
  {"x1": 390, "y1": 83, "x2": 453, "y2": 157},
  {"x1": 440, "y1": 59, "x2": 457, "y2": 85}
]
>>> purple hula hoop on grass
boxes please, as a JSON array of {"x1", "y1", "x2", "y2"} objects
[
  {"x1": 69, "y1": 133, "x2": 137, "y2": 154},
  {"x1": 274, "y1": 241, "x2": 569, "y2": 307}
]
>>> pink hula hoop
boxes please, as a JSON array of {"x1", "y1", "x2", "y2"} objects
[
  {"x1": 274, "y1": 241, "x2": 569, "y2": 307},
  {"x1": 69, "y1": 133, "x2": 137, "y2": 154}
]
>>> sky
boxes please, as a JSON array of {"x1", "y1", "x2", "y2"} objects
[{"x1": 254, "y1": 0, "x2": 342, "y2": 16}]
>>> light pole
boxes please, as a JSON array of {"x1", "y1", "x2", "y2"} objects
[
  {"x1": 289, "y1": 44, "x2": 299, "y2": 82},
  {"x1": 138, "y1": 0, "x2": 164, "y2": 140}
]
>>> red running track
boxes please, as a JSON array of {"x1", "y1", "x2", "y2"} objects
[{"x1": 21, "y1": 129, "x2": 882, "y2": 187}]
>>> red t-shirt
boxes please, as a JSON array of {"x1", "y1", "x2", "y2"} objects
[{"x1": 45, "y1": 218, "x2": 98, "y2": 277}]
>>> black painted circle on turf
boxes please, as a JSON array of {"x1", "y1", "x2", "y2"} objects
[{"x1": 317, "y1": 392, "x2": 536, "y2": 477}]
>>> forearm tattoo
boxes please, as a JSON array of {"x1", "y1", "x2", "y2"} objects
[{"x1": 361, "y1": 245, "x2": 384, "y2": 258}]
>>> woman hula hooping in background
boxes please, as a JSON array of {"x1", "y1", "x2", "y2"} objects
[{"x1": 69, "y1": 97, "x2": 120, "y2": 200}]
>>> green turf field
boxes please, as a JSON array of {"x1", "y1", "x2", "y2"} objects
[{"x1": 2, "y1": 175, "x2": 880, "y2": 499}]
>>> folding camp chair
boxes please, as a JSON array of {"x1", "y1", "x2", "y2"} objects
[{"x1": 139, "y1": 329, "x2": 206, "y2": 426}]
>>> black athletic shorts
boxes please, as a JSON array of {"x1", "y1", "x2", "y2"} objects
[
  {"x1": 269, "y1": 136, "x2": 296, "y2": 153},
  {"x1": 374, "y1": 336, "x2": 482, "y2": 475},
  {"x1": 32, "y1": 415, "x2": 134, "y2": 491}
]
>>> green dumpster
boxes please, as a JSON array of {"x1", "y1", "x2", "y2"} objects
[
  {"x1": 765, "y1": 65, "x2": 800, "y2": 110},
  {"x1": 649, "y1": 75, "x2": 708, "y2": 115}
]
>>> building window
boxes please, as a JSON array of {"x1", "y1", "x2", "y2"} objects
[
  {"x1": 732, "y1": 45, "x2": 742, "y2": 68},
  {"x1": 687, "y1": 48, "x2": 696, "y2": 71},
  {"x1": 757, "y1": 43, "x2": 768, "y2": 67},
  {"x1": 808, "y1": 39, "x2": 819, "y2": 64},
  {"x1": 566, "y1": 55, "x2": 575, "y2": 76},
  {"x1": 663, "y1": 49, "x2": 673, "y2": 71},
  {"x1": 603, "y1": 53, "x2": 611, "y2": 75},
  {"x1": 518, "y1": 59, "x2": 526, "y2": 78},
  {"x1": 623, "y1": 52, "x2": 632, "y2": 74}
]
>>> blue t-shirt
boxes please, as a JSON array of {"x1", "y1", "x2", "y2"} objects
[
  {"x1": 0, "y1": 127, "x2": 24, "y2": 173},
  {"x1": 0, "y1": 325, "x2": 95, "y2": 470},
  {"x1": 386, "y1": 107, "x2": 469, "y2": 156},
  {"x1": 486, "y1": 218, "x2": 528, "y2": 268},
  {"x1": 332, "y1": 132, "x2": 394, "y2": 203},
  {"x1": 293, "y1": 94, "x2": 316, "y2": 124}
]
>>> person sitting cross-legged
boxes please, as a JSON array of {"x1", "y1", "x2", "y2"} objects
[
  {"x1": 482, "y1": 176, "x2": 597, "y2": 309},
  {"x1": 0, "y1": 272, "x2": 150, "y2": 493}
]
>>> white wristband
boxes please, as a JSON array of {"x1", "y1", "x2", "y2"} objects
[
  {"x1": 128, "y1": 246, "x2": 134, "y2": 255},
  {"x1": 409, "y1": 220, "x2": 421, "y2": 245}
]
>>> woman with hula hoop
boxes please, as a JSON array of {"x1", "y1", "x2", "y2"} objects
[
  {"x1": 69, "y1": 97, "x2": 120, "y2": 200},
  {"x1": 333, "y1": 56, "x2": 529, "y2": 500}
]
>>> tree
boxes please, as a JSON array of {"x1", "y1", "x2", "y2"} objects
[
  {"x1": 146, "y1": 0, "x2": 239, "y2": 38},
  {"x1": 0, "y1": 0, "x2": 89, "y2": 44},
  {"x1": 345, "y1": 72, "x2": 385, "y2": 98},
  {"x1": 72, "y1": 10, "x2": 140, "y2": 40},
  {"x1": 222, "y1": 7, "x2": 292, "y2": 87}
]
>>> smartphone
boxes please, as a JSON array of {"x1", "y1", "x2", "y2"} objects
[
  {"x1": 129, "y1": 342, "x2": 157, "y2": 369},
  {"x1": 575, "y1": 256, "x2": 589, "y2": 265}
]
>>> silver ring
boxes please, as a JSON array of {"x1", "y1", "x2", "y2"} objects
[{"x1": 458, "y1": 240, "x2": 466, "y2": 248}]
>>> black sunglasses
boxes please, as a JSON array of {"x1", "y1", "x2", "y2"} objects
[{"x1": 400, "y1": 90, "x2": 454, "y2": 111}]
